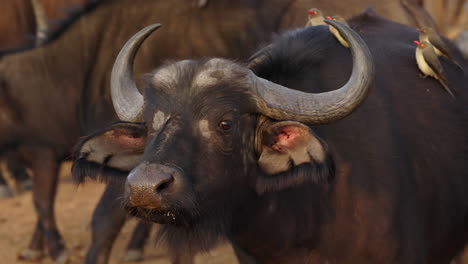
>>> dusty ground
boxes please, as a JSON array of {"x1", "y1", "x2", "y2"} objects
[{"x1": 0, "y1": 162, "x2": 237, "y2": 264}]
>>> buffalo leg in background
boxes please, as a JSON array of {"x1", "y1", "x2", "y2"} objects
[
  {"x1": 6, "y1": 153, "x2": 32, "y2": 192},
  {"x1": 86, "y1": 182, "x2": 127, "y2": 264},
  {"x1": 18, "y1": 147, "x2": 66, "y2": 263},
  {"x1": 123, "y1": 220, "x2": 153, "y2": 262},
  {"x1": 124, "y1": 221, "x2": 195, "y2": 264},
  {"x1": 0, "y1": 170, "x2": 14, "y2": 198},
  {"x1": 0, "y1": 153, "x2": 31, "y2": 198}
]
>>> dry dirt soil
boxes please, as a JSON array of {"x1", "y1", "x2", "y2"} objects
[{"x1": 0, "y1": 162, "x2": 238, "y2": 264}]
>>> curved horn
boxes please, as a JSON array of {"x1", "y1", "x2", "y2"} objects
[
  {"x1": 111, "y1": 24, "x2": 161, "y2": 122},
  {"x1": 247, "y1": 43, "x2": 273, "y2": 71},
  {"x1": 251, "y1": 19, "x2": 374, "y2": 124}
]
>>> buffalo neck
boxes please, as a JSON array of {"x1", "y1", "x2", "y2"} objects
[{"x1": 229, "y1": 181, "x2": 331, "y2": 262}]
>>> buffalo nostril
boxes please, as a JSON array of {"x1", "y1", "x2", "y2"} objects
[{"x1": 155, "y1": 174, "x2": 174, "y2": 193}]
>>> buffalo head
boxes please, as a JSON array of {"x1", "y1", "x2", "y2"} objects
[{"x1": 73, "y1": 21, "x2": 373, "y2": 227}]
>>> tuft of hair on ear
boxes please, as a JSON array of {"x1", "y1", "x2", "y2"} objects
[
  {"x1": 71, "y1": 156, "x2": 129, "y2": 185},
  {"x1": 70, "y1": 121, "x2": 146, "y2": 185},
  {"x1": 255, "y1": 153, "x2": 335, "y2": 195},
  {"x1": 71, "y1": 132, "x2": 130, "y2": 185}
]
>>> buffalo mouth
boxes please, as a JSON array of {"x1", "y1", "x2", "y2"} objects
[{"x1": 126, "y1": 205, "x2": 193, "y2": 226}]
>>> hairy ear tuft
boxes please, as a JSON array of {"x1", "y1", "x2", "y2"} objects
[
  {"x1": 255, "y1": 120, "x2": 333, "y2": 193},
  {"x1": 255, "y1": 156, "x2": 335, "y2": 194},
  {"x1": 72, "y1": 122, "x2": 146, "y2": 184},
  {"x1": 258, "y1": 121, "x2": 326, "y2": 175},
  {"x1": 72, "y1": 157, "x2": 129, "y2": 184}
]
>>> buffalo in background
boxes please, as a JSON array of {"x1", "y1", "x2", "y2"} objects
[{"x1": 0, "y1": 0, "x2": 98, "y2": 198}]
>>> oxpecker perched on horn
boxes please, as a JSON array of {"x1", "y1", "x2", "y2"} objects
[
  {"x1": 418, "y1": 28, "x2": 463, "y2": 70},
  {"x1": 305, "y1": 8, "x2": 325, "y2": 26},
  {"x1": 326, "y1": 16, "x2": 350, "y2": 48},
  {"x1": 414, "y1": 40, "x2": 455, "y2": 98}
]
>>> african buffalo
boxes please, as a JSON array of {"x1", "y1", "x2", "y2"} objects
[
  {"x1": 73, "y1": 10, "x2": 468, "y2": 264},
  {"x1": 0, "y1": 0, "x2": 444, "y2": 263},
  {"x1": 80, "y1": 1, "x2": 441, "y2": 262},
  {"x1": 0, "y1": 0, "x2": 282, "y2": 262},
  {"x1": 0, "y1": 0, "x2": 101, "y2": 199}
]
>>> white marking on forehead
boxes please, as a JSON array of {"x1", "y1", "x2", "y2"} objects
[
  {"x1": 152, "y1": 60, "x2": 192, "y2": 85},
  {"x1": 192, "y1": 58, "x2": 238, "y2": 87},
  {"x1": 193, "y1": 70, "x2": 224, "y2": 87},
  {"x1": 152, "y1": 67, "x2": 177, "y2": 85},
  {"x1": 206, "y1": 58, "x2": 231, "y2": 66},
  {"x1": 153, "y1": 111, "x2": 167, "y2": 131},
  {"x1": 175, "y1": 60, "x2": 192, "y2": 67},
  {"x1": 198, "y1": 119, "x2": 212, "y2": 139}
]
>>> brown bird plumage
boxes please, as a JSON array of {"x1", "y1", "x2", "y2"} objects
[
  {"x1": 326, "y1": 15, "x2": 350, "y2": 48},
  {"x1": 418, "y1": 28, "x2": 463, "y2": 70},
  {"x1": 414, "y1": 40, "x2": 455, "y2": 97},
  {"x1": 305, "y1": 8, "x2": 325, "y2": 26}
]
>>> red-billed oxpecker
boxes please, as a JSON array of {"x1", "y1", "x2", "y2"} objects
[
  {"x1": 305, "y1": 8, "x2": 325, "y2": 26},
  {"x1": 418, "y1": 27, "x2": 463, "y2": 70},
  {"x1": 326, "y1": 15, "x2": 350, "y2": 48},
  {"x1": 414, "y1": 40, "x2": 454, "y2": 97}
]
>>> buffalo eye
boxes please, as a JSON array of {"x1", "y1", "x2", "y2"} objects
[{"x1": 218, "y1": 120, "x2": 232, "y2": 131}]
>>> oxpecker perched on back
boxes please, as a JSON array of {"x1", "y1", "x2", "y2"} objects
[
  {"x1": 418, "y1": 28, "x2": 463, "y2": 70},
  {"x1": 414, "y1": 40, "x2": 455, "y2": 98},
  {"x1": 305, "y1": 8, "x2": 325, "y2": 26},
  {"x1": 326, "y1": 16, "x2": 350, "y2": 48}
]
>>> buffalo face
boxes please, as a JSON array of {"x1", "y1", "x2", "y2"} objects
[
  {"x1": 73, "y1": 21, "x2": 373, "y2": 226},
  {"x1": 124, "y1": 60, "x2": 262, "y2": 225},
  {"x1": 76, "y1": 58, "x2": 332, "y2": 225}
]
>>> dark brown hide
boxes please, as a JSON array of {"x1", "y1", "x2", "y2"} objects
[
  {"x1": 0, "y1": 0, "x2": 287, "y2": 262},
  {"x1": 0, "y1": 0, "x2": 36, "y2": 50},
  {"x1": 73, "y1": 11, "x2": 468, "y2": 264},
  {"x1": 0, "y1": 0, "x2": 453, "y2": 263}
]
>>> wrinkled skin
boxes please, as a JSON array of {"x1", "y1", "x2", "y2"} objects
[{"x1": 73, "y1": 12, "x2": 468, "y2": 263}]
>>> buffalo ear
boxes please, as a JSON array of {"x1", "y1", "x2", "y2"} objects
[
  {"x1": 258, "y1": 121, "x2": 326, "y2": 174},
  {"x1": 72, "y1": 122, "x2": 147, "y2": 184},
  {"x1": 255, "y1": 121, "x2": 332, "y2": 193}
]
